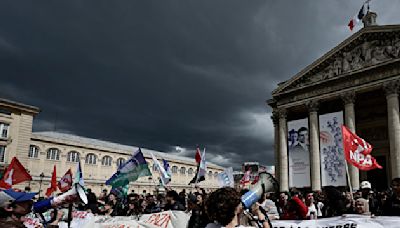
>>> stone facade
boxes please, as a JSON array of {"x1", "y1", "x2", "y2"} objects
[
  {"x1": 0, "y1": 98, "x2": 224, "y2": 195},
  {"x1": 268, "y1": 13, "x2": 400, "y2": 192}
]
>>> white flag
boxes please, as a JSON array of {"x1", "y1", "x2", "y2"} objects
[
  {"x1": 150, "y1": 153, "x2": 170, "y2": 186},
  {"x1": 217, "y1": 167, "x2": 234, "y2": 188}
]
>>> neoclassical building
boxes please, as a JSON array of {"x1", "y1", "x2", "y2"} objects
[
  {"x1": 0, "y1": 98, "x2": 224, "y2": 195},
  {"x1": 268, "y1": 12, "x2": 400, "y2": 192}
]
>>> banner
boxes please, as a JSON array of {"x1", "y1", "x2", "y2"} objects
[
  {"x1": 319, "y1": 111, "x2": 347, "y2": 186},
  {"x1": 271, "y1": 214, "x2": 400, "y2": 228},
  {"x1": 57, "y1": 210, "x2": 190, "y2": 228},
  {"x1": 29, "y1": 212, "x2": 400, "y2": 228},
  {"x1": 287, "y1": 118, "x2": 310, "y2": 188}
]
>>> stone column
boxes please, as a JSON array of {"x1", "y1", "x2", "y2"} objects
[
  {"x1": 341, "y1": 91, "x2": 360, "y2": 190},
  {"x1": 384, "y1": 81, "x2": 400, "y2": 179},
  {"x1": 271, "y1": 111, "x2": 280, "y2": 183},
  {"x1": 278, "y1": 109, "x2": 289, "y2": 192},
  {"x1": 307, "y1": 101, "x2": 321, "y2": 191}
]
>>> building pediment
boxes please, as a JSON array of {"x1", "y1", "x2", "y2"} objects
[{"x1": 273, "y1": 25, "x2": 400, "y2": 97}]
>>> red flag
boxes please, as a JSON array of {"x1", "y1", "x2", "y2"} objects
[
  {"x1": 342, "y1": 125, "x2": 382, "y2": 171},
  {"x1": 46, "y1": 165, "x2": 57, "y2": 197},
  {"x1": 0, "y1": 157, "x2": 32, "y2": 189},
  {"x1": 58, "y1": 169, "x2": 73, "y2": 192},
  {"x1": 195, "y1": 147, "x2": 201, "y2": 164}
]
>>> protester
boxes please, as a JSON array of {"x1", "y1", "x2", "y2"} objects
[
  {"x1": 205, "y1": 187, "x2": 271, "y2": 228},
  {"x1": 0, "y1": 189, "x2": 36, "y2": 228},
  {"x1": 355, "y1": 198, "x2": 371, "y2": 215},
  {"x1": 187, "y1": 193, "x2": 209, "y2": 228},
  {"x1": 383, "y1": 177, "x2": 400, "y2": 216},
  {"x1": 305, "y1": 192, "x2": 323, "y2": 219},
  {"x1": 360, "y1": 181, "x2": 378, "y2": 214},
  {"x1": 164, "y1": 190, "x2": 185, "y2": 211}
]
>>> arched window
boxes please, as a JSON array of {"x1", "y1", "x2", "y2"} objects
[
  {"x1": 85, "y1": 153, "x2": 97, "y2": 165},
  {"x1": 214, "y1": 172, "x2": 219, "y2": 178},
  {"x1": 29, "y1": 145, "x2": 39, "y2": 158},
  {"x1": 116, "y1": 158, "x2": 125, "y2": 168},
  {"x1": 67, "y1": 151, "x2": 80, "y2": 162},
  {"x1": 47, "y1": 148, "x2": 60, "y2": 160},
  {"x1": 188, "y1": 168, "x2": 193, "y2": 175},
  {"x1": 102, "y1": 156, "x2": 112, "y2": 166},
  {"x1": 153, "y1": 164, "x2": 158, "y2": 171},
  {"x1": 171, "y1": 166, "x2": 178, "y2": 174},
  {"x1": 180, "y1": 167, "x2": 186, "y2": 174},
  {"x1": 208, "y1": 171, "x2": 213, "y2": 177}
]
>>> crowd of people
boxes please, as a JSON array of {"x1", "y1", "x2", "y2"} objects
[{"x1": 1, "y1": 178, "x2": 400, "y2": 227}]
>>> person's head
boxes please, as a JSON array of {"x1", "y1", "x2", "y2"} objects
[
  {"x1": 205, "y1": 187, "x2": 242, "y2": 226},
  {"x1": 187, "y1": 193, "x2": 198, "y2": 210},
  {"x1": 146, "y1": 195, "x2": 154, "y2": 204},
  {"x1": 355, "y1": 198, "x2": 369, "y2": 214},
  {"x1": 297, "y1": 127, "x2": 309, "y2": 145},
  {"x1": 305, "y1": 193, "x2": 314, "y2": 206},
  {"x1": 195, "y1": 193, "x2": 203, "y2": 205},
  {"x1": 288, "y1": 129, "x2": 298, "y2": 143},
  {"x1": 279, "y1": 192, "x2": 289, "y2": 204},
  {"x1": 360, "y1": 181, "x2": 372, "y2": 197},
  {"x1": 128, "y1": 200, "x2": 136, "y2": 210},
  {"x1": 108, "y1": 193, "x2": 116, "y2": 202},
  {"x1": 391, "y1": 178, "x2": 400, "y2": 196},
  {"x1": 0, "y1": 189, "x2": 36, "y2": 220},
  {"x1": 166, "y1": 190, "x2": 179, "y2": 204},
  {"x1": 87, "y1": 188, "x2": 92, "y2": 193}
]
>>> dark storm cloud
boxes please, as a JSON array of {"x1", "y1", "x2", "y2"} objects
[{"x1": 1, "y1": 1, "x2": 399, "y2": 169}]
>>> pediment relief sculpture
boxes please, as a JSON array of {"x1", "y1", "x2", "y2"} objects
[{"x1": 283, "y1": 35, "x2": 400, "y2": 92}]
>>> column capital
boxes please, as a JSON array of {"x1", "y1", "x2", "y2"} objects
[
  {"x1": 306, "y1": 100, "x2": 319, "y2": 112},
  {"x1": 271, "y1": 110, "x2": 279, "y2": 126},
  {"x1": 383, "y1": 80, "x2": 400, "y2": 96},
  {"x1": 277, "y1": 108, "x2": 287, "y2": 119},
  {"x1": 341, "y1": 91, "x2": 356, "y2": 105}
]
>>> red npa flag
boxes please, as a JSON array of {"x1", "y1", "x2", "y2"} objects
[
  {"x1": 46, "y1": 165, "x2": 57, "y2": 197},
  {"x1": 58, "y1": 169, "x2": 73, "y2": 192},
  {"x1": 0, "y1": 157, "x2": 32, "y2": 189},
  {"x1": 342, "y1": 125, "x2": 382, "y2": 171},
  {"x1": 195, "y1": 146, "x2": 202, "y2": 164}
]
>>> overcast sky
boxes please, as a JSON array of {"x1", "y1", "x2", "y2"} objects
[{"x1": 1, "y1": 1, "x2": 400, "y2": 169}]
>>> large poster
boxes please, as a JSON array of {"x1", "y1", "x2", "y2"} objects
[
  {"x1": 287, "y1": 118, "x2": 310, "y2": 188},
  {"x1": 319, "y1": 111, "x2": 347, "y2": 187}
]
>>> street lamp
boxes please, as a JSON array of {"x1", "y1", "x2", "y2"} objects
[{"x1": 38, "y1": 172, "x2": 45, "y2": 198}]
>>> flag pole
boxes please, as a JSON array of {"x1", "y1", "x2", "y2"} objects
[{"x1": 345, "y1": 158, "x2": 354, "y2": 201}]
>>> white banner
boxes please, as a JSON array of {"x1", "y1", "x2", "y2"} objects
[
  {"x1": 271, "y1": 214, "x2": 400, "y2": 228},
  {"x1": 287, "y1": 118, "x2": 311, "y2": 188},
  {"x1": 27, "y1": 212, "x2": 400, "y2": 228},
  {"x1": 56, "y1": 210, "x2": 189, "y2": 228},
  {"x1": 319, "y1": 111, "x2": 347, "y2": 187}
]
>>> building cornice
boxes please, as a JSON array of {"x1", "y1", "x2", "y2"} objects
[{"x1": 0, "y1": 98, "x2": 40, "y2": 115}]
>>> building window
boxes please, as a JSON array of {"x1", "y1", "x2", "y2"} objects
[
  {"x1": 208, "y1": 171, "x2": 213, "y2": 177},
  {"x1": 0, "y1": 123, "x2": 9, "y2": 139},
  {"x1": 102, "y1": 156, "x2": 112, "y2": 166},
  {"x1": 0, "y1": 146, "x2": 5, "y2": 162},
  {"x1": 67, "y1": 151, "x2": 80, "y2": 162},
  {"x1": 180, "y1": 167, "x2": 186, "y2": 174},
  {"x1": 28, "y1": 145, "x2": 39, "y2": 158},
  {"x1": 152, "y1": 164, "x2": 158, "y2": 171},
  {"x1": 188, "y1": 168, "x2": 193, "y2": 175},
  {"x1": 46, "y1": 148, "x2": 60, "y2": 160},
  {"x1": 171, "y1": 166, "x2": 178, "y2": 174},
  {"x1": 214, "y1": 172, "x2": 219, "y2": 178},
  {"x1": 117, "y1": 158, "x2": 125, "y2": 167},
  {"x1": 86, "y1": 153, "x2": 97, "y2": 165}
]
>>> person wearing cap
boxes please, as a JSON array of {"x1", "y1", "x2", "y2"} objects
[
  {"x1": 0, "y1": 189, "x2": 36, "y2": 228},
  {"x1": 360, "y1": 181, "x2": 378, "y2": 214}
]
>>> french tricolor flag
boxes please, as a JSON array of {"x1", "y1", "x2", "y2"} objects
[{"x1": 348, "y1": 3, "x2": 367, "y2": 31}]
